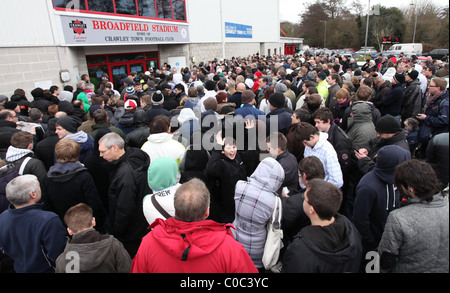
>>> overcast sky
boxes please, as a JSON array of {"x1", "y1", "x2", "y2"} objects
[{"x1": 279, "y1": 0, "x2": 450, "y2": 22}]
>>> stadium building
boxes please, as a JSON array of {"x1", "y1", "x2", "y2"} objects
[{"x1": 0, "y1": 0, "x2": 303, "y2": 96}]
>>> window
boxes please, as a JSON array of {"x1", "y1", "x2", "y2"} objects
[
  {"x1": 53, "y1": 0, "x2": 186, "y2": 22},
  {"x1": 87, "y1": 0, "x2": 114, "y2": 13},
  {"x1": 173, "y1": 0, "x2": 186, "y2": 21},
  {"x1": 115, "y1": 0, "x2": 138, "y2": 16},
  {"x1": 86, "y1": 51, "x2": 159, "y2": 90},
  {"x1": 108, "y1": 53, "x2": 145, "y2": 63},
  {"x1": 53, "y1": 0, "x2": 86, "y2": 10},
  {"x1": 156, "y1": 0, "x2": 172, "y2": 19},
  {"x1": 138, "y1": 0, "x2": 157, "y2": 18}
]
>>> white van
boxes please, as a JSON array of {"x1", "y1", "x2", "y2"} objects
[{"x1": 388, "y1": 43, "x2": 423, "y2": 55}]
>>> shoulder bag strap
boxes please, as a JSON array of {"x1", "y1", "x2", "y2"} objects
[
  {"x1": 19, "y1": 157, "x2": 32, "y2": 175},
  {"x1": 151, "y1": 194, "x2": 172, "y2": 219}
]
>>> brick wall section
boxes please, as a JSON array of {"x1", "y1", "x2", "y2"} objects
[{"x1": 0, "y1": 46, "x2": 87, "y2": 100}]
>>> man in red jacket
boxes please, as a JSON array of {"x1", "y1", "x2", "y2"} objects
[{"x1": 131, "y1": 178, "x2": 258, "y2": 273}]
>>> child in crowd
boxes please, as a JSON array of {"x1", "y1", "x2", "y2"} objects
[
  {"x1": 55, "y1": 203, "x2": 131, "y2": 273},
  {"x1": 404, "y1": 117, "x2": 419, "y2": 157}
]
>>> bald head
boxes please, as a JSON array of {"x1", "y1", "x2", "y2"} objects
[{"x1": 236, "y1": 83, "x2": 246, "y2": 92}]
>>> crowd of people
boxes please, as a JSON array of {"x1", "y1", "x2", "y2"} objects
[{"x1": 0, "y1": 49, "x2": 448, "y2": 274}]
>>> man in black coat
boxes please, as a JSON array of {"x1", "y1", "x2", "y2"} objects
[
  {"x1": 266, "y1": 132, "x2": 299, "y2": 196},
  {"x1": 354, "y1": 114, "x2": 410, "y2": 175},
  {"x1": 371, "y1": 75, "x2": 391, "y2": 112},
  {"x1": 98, "y1": 132, "x2": 151, "y2": 258},
  {"x1": 281, "y1": 179, "x2": 362, "y2": 273},
  {"x1": 0, "y1": 109, "x2": 20, "y2": 158}
]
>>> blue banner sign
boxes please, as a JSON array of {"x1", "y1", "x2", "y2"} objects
[{"x1": 225, "y1": 22, "x2": 253, "y2": 38}]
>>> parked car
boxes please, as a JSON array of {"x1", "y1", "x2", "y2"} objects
[
  {"x1": 356, "y1": 47, "x2": 377, "y2": 55},
  {"x1": 336, "y1": 49, "x2": 354, "y2": 58},
  {"x1": 421, "y1": 49, "x2": 449, "y2": 60},
  {"x1": 372, "y1": 51, "x2": 396, "y2": 59}
]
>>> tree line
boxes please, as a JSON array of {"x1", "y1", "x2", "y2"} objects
[{"x1": 280, "y1": 0, "x2": 449, "y2": 52}]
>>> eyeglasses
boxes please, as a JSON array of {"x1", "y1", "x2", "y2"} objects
[
  {"x1": 99, "y1": 146, "x2": 112, "y2": 154},
  {"x1": 428, "y1": 85, "x2": 438, "y2": 87}
]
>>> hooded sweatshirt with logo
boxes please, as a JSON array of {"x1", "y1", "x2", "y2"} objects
[
  {"x1": 142, "y1": 157, "x2": 181, "y2": 225},
  {"x1": 353, "y1": 145, "x2": 411, "y2": 252}
]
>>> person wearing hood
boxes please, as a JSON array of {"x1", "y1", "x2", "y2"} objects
[
  {"x1": 29, "y1": 87, "x2": 51, "y2": 115},
  {"x1": 353, "y1": 145, "x2": 411, "y2": 259},
  {"x1": 382, "y1": 66, "x2": 396, "y2": 82},
  {"x1": 98, "y1": 132, "x2": 151, "y2": 258},
  {"x1": 232, "y1": 157, "x2": 285, "y2": 271},
  {"x1": 58, "y1": 90, "x2": 73, "y2": 103},
  {"x1": 346, "y1": 102, "x2": 378, "y2": 150},
  {"x1": 125, "y1": 109, "x2": 150, "y2": 148},
  {"x1": 41, "y1": 138, "x2": 108, "y2": 233},
  {"x1": 282, "y1": 178, "x2": 363, "y2": 273},
  {"x1": 10, "y1": 91, "x2": 30, "y2": 117},
  {"x1": 132, "y1": 178, "x2": 258, "y2": 273},
  {"x1": 4, "y1": 131, "x2": 47, "y2": 186},
  {"x1": 173, "y1": 107, "x2": 201, "y2": 147},
  {"x1": 142, "y1": 157, "x2": 181, "y2": 225},
  {"x1": 141, "y1": 114, "x2": 186, "y2": 171},
  {"x1": 55, "y1": 203, "x2": 131, "y2": 273},
  {"x1": 55, "y1": 116, "x2": 94, "y2": 164},
  {"x1": 340, "y1": 85, "x2": 381, "y2": 131}
]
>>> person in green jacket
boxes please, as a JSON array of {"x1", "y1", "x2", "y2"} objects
[{"x1": 75, "y1": 81, "x2": 91, "y2": 113}]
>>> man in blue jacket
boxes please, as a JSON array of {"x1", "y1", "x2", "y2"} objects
[
  {"x1": 353, "y1": 145, "x2": 411, "y2": 259},
  {"x1": 0, "y1": 175, "x2": 67, "y2": 273},
  {"x1": 234, "y1": 90, "x2": 265, "y2": 120}
]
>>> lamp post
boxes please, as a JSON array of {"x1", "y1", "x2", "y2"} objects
[
  {"x1": 319, "y1": 20, "x2": 326, "y2": 49},
  {"x1": 363, "y1": 0, "x2": 371, "y2": 58},
  {"x1": 410, "y1": 2, "x2": 418, "y2": 43}
]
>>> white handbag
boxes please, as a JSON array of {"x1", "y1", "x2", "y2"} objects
[{"x1": 262, "y1": 196, "x2": 284, "y2": 270}]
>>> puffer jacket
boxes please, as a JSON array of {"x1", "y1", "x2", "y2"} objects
[{"x1": 378, "y1": 194, "x2": 449, "y2": 273}]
